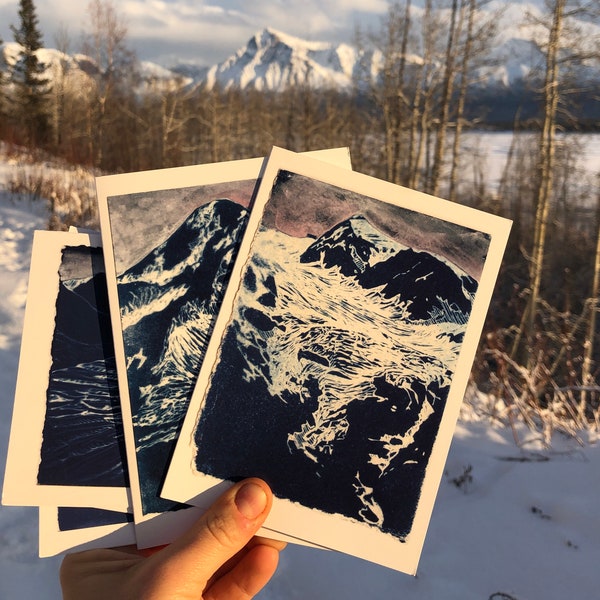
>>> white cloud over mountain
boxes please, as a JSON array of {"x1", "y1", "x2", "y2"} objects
[{"x1": 0, "y1": 0, "x2": 388, "y2": 67}]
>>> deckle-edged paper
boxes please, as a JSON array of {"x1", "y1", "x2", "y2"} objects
[
  {"x1": 162, "y1": 147, "x2": 512, "y2": 574},
  {"x1": 96, "y1": 148, "x2": 352, "y2": 548},
  {"x1": 2, "y1": 230, "x2": 130, "y2": 513}
]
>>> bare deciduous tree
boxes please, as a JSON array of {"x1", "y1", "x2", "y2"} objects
[
  {"x1": 512, "y1": 0, "x2": 600, "y2": 366},
  {"x1": 580, "y1": 184, "x2": 600, "y2": 418},
  {"x1": 81, "y1": 0, "x2": 138, "y2": 169}
]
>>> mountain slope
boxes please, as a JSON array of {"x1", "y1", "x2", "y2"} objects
[{"x1": 39, "y1": 259, "x2": 128, "y2": 489}]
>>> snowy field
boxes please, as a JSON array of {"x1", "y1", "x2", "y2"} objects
[{"x1": 1, "y1": 143, "x2": 599, "y2": 599}]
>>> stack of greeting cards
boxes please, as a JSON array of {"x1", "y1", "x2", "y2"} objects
[{"x1": 2, "y1": 146, "x2": 511, "y2": 574}]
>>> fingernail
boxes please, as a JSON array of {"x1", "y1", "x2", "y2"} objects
[{"x1": 235, "y1": 482, "x2": 268, "y2": 520}]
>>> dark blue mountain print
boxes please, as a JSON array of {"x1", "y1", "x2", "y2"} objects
[
  {"x1": 38, "y1": 247, "x2": 129, "y2": 488},
  {"x1": 115, "y1": 199, "x2": 248, "y2": 514},
  {"x1": 194, "y1": 214, "x2": 485, "y2": 541}
]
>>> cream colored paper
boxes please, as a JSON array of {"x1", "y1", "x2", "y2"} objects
[
  {"x1": 162, "y1": 147, "x2": 512, "y2": 574},
  {"x1": 2, "y1": 231, "x2": 130, "y2": 513},
  {"x1": 96, "y1": 148, "x2": 352, "y2": 548}
]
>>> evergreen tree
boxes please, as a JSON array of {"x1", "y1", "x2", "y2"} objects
[{"x1": 10, "y1": 0, "x2": 51, "y2": 146}]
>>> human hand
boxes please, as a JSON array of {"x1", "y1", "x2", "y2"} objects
[{"x1": 60, "y1": 478, "x2": 285, "y2": 600}]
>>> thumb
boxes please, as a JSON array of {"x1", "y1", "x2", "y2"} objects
[{"x1": 138, "y1": 478, "x2": 274, "y2": 597}]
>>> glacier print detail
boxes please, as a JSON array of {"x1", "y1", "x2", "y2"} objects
[
  {"x1": 38, "y1": 246, "x2": 128, "y2": 488},
  {"x1": 195, "y1": 214, "x2": 479, "y2": 540},
  {"x1": 115, "y1": 199, "x2": 248, "y2": 514}
]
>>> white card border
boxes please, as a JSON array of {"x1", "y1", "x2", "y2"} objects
[
  {"x1": 163, "y1": 146, "x2": 512, "y2": 574},
  {"x1": 96, "y1": 149, "x2": 352, "y2": 548},
  {"x1": 39, "y1": 505, "x2": 135, "y2": 558},
  {"x1": 2, "y1": 230, "x2": 130, "y2": 512}
]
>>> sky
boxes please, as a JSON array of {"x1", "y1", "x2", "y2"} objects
[{"x1": 0, "y1": 0, "x2": 389, "y2": 67}]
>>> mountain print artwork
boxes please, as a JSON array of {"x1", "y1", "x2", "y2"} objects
[
  {"x1": 113, "y1": 196, "x2": 250, "y2": 513},
  {"x1": 96, "y1": 150, "x2": 353, "y2": 548},
  {"x1": 160, "y1": 149, "x2": 511, "y2": 573},
  {"x1": 192, "y1": 172, "x2": 487, "y2": 541},
  {"x1": 3, "y1": 231, "x2": 131, "y2": 516},
  {"x1": 39, "y1": 245, "x2": 128, "y2": 489}
]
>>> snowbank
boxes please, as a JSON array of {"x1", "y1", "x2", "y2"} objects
[{"x1": 0, "y1": 192, "x2": 63, "y2": 599}]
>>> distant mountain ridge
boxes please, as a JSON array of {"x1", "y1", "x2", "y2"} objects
[
  {"x1": 299, "y1": 215, "x2": 402, "y2": 276},
  {"x1": 202, "y1": 27, "x2": 384, "y2": 91},
  {"x1": 1, "y1": 1, "x2": 599, "y2": 95},
  {"x1": 298, "y1": 214, "x2": 476, "y2": 322}
]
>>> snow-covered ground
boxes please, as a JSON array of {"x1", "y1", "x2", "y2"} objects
[
  {"x1": 0, "y1": 182, "x2": 65, "y2": 599},
  {"x1": 1, "y1": 147, "x2": 599, "y2": 599}
]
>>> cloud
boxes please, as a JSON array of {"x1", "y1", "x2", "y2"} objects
[
  {"x1": 1, "y1": 1, "x2": 88, "y2": 50},
  {"x1": 120, "y1": 1, "x2": 256, "y2": 64},
  {"x1": 337, "y1": 0, "x2": 388, "y2": 11},
  {"x1": 122, "y1": 0, "x2": 367, "y2": 64},
  {"x1": 1, "y1": 0, "x2": 389, "y2": 66}
]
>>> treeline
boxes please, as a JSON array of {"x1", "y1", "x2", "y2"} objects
[{"x1": 1, "y1": 0, "x2": 600, "y2": 437}]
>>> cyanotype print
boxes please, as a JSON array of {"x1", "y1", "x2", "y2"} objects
[
  {"x1": 38, "y1": 245, "x2": 128, "y2": 488},
  {"x1": 107, "y1": 181, "x2": 255, "y2": 514},
  {"x1": 57, "y1": 506, "x2": 133, "y2": 532},
  {"x1": 194, "y1": 170, "x2": 491, "y2": 540}
]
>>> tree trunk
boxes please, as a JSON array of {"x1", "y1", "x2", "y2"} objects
[
  {"x1": 448, "y1": 0, "x2": 474, "y2": 204},
  {"x1": 408, "y1": 0, "x2": 434, "y2": 191},
  {"x1": 512, "y1": 0, "x2": 565, "y2": 365},
  {"x1": 580, "y1": 192, "x2": 600, "y2": 418},
  {"x1": 430, "y1": 0, "x2": 460, "y2": 197}
]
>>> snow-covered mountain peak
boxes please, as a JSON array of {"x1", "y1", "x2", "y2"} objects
[
  {"x1": 1, "y1": 41, "x2": 100, "y2": 81},
  {"x1": 2, "y1": 0, "x2": 599, "y2": 95},
  {"x1": 346, "y1": 215, "x2": 402, "y2": 253},
  {"x1": 203, "y1": 26, "x2": 377, "y2": 91},
  {"x1": 300, "y1": 214, "x2": 404, "y2": 275},
  {"x1": 256, "y1": 27, "x2": 331, "y2": 53},
  {"x1": 118, "y1": 199, "x2": 247, "y2": 289},
  {"x1": 185, "y1": 198, "x2": 242, "y2": 231}
]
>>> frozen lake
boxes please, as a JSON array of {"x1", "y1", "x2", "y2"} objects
[{"x1": 458, "y1": 130, "x2": 600, "y2": 194}]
